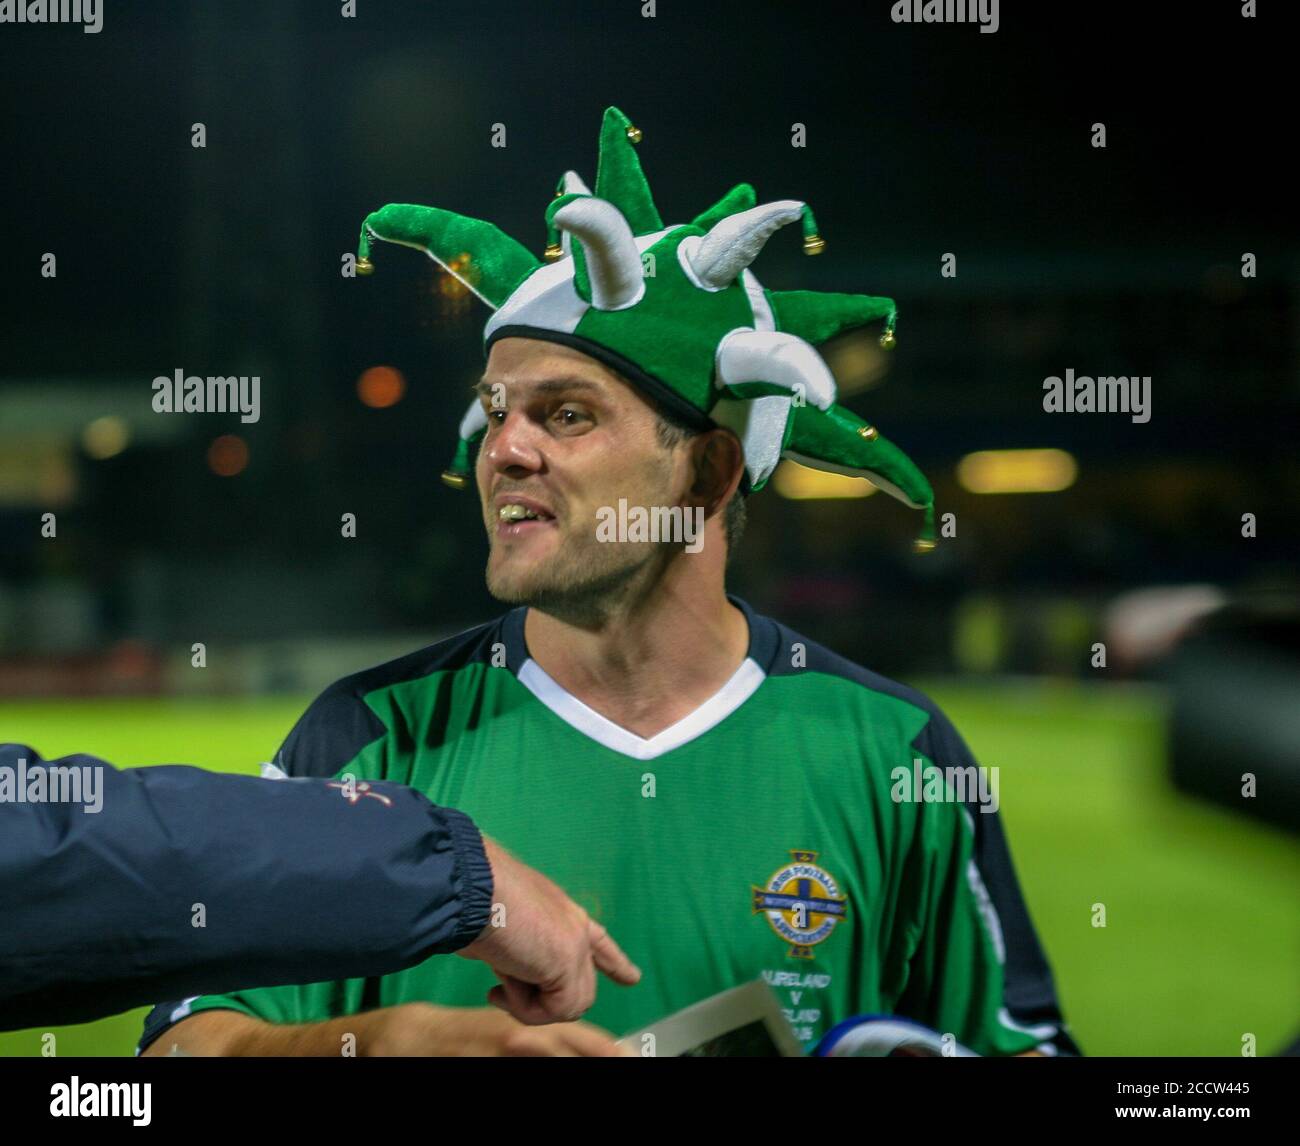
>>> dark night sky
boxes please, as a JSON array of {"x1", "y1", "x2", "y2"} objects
[
  {"x1": 0, "y1": 1, "x2": 1293, "y2": 647},
  {"x1": 2, "y1": 0, "x2": 1289, "y2": 369}
]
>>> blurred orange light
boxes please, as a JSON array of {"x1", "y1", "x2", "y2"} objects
[
  {"x1": 358, "y1": 366, "x2": 406, "y2": 408},
  {"x1": 208, "y1": 435, "x2": 249, "y2": 476}
]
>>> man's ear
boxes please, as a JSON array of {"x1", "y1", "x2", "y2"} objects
[{"x1": 689, "y1": 428, "x2": 745, "y2": 520}]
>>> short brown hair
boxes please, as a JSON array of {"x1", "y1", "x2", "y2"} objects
[{"x1": 653, "y1": 412, "x2": 747, "y2": 559}]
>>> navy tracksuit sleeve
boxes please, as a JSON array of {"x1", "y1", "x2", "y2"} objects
[{"x1": 0, "y1": 744, "x2": 493, "y2": 1032}]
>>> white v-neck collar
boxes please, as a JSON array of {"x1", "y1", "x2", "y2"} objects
[{"x1": 516, "y1": 654, "x2": 766, "y2": 761}]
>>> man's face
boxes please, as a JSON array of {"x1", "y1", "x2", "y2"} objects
[{"x1": 475, "y1": 337, "x2": 690, "y2": 614}]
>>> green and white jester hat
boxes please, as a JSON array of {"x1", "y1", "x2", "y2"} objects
[{"x1": 355, "y1": 105, "x2": 937, "y2": 550}]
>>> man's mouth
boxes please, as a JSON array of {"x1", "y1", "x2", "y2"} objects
[{"x1": 494, "y1": 497, "x2": 557, "y2": 536}]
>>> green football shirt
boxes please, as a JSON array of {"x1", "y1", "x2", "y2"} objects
[{"x1": 141, "y1": 597, "x2": 1075, "y2": 1056}]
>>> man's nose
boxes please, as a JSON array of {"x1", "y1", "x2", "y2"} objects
[{"x1": 483, "y1": 410, "x2": 544, "y2": 476}]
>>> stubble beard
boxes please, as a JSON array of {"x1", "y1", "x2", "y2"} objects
[{"x1": 485, "y1": 524, "x2": 671, "y2": 628}]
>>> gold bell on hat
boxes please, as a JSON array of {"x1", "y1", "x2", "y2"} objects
[
  {"x1": 913, "y1": 538, "x2": 937, "y2": 554},
  {"x1": 879, "y1": 330, "x2": 896, "y2": 350},
  {"x1": 355, "y1": 256, "x2": 375, "y2": 276},
  {"x1": 802, "y1": 233, "x2": 825, "y2": 256},
  {"x1": 441, "y1": 470, "x2": 468, "y2": 490},
  {"x1": 857, "y1": 424, "x2": 879, "y2": 441},
  {"x1": 625, "y1": 124, "x2": 642, "y2": 144},
  {"x1": 545, "y1": 188, "x2": 565, "y2": 260}
]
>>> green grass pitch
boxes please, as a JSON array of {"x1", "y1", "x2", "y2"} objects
[{"x1": 1, "y1": 685, "x2": 1296, "y2": 1057}]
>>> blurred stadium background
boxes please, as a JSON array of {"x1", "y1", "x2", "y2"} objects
[{"x1": 1, "y1": 1, "x2": 1296, "y2": 1055}]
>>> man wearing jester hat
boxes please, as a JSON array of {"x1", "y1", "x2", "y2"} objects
[{"x1": 141, "y1": 108, "x2": 1076, "y2": 1057}]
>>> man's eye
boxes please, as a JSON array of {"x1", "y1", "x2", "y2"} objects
[{"x1": 553, "y1": 407, "x2": 588, "y2": 427}]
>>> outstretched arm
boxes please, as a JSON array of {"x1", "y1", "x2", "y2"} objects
[{"x1": 0, "y1": 743, "x2": 489, "y2": 1030}]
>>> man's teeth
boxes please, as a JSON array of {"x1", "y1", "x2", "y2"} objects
[{"x1": 499, "y1": 504, "x2": 543, "y2": 522}]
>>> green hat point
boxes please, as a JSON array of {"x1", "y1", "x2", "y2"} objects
[
  {"x1": 595, "y1": 106, "x2": 662, "y2": 233},
  {"x1": 441, "y1": 433, "x2": 476, "y2": 489},
  {"x1": 690, "y1": 183, "x2": 757, "y2": 231},
  {"x1": 355, "y1": 105, "x2": 935, "y2": 550},
  {"x1": 355, "y1": 203, "x2": 540, "y2": 306}
]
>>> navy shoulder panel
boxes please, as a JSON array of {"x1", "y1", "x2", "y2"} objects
[
  {"x1": 275, "y1": 614, "x2": 510, "y2": 779},
  {"x1": 758, "y1": 609, "x2": 968, "y2": 762}
]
